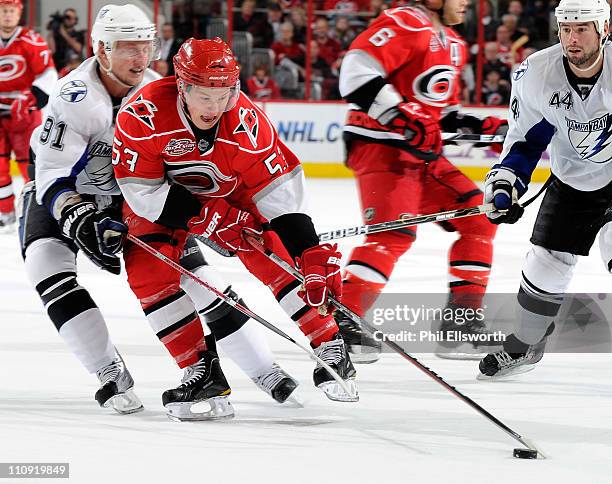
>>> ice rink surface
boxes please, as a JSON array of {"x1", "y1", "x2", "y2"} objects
[{"x1": 1, "y1": 179, "x2": 611, "y2": 484}]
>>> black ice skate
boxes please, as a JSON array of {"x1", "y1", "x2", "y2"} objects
[
  {"x1": 336, "y1": 311, "x2": 381, "y2": 364},
  {"x1": 477, "y1": 329, "x2": 551, "y2": 380},
  {"x1": 95, "y1": 351, "x2": 144, "y2": 415},
  {"x1": 0, "y1": 210, "x2": 15, "y2": 233},
  {"x1": 251, "y1": 362, "x2": 303, "y2": 406},
  {"x1": 435, "y1": 305, "x2": 502, "y2": 360},
  {"x1": 313, "y1": 333, "x2": 359, "y2": 402},
  {"x1": 162, "y1": 350, "x2": 234, "y2": 421}
]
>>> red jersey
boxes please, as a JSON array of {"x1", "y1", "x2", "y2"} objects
[
  {"x1": 340, "y1": 7, "x2": 467, "y2": 145},
  {"x1": 0, "y1": 27, "x2": 55, "y2": 106},
  {"x1": 113, "y1": 77, "x2": 306, "y2": 225},
  {"x1": 246, "y1": 76, "x2": 281, "y2": 100}
]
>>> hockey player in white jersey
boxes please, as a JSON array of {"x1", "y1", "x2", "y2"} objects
[
  {"x1": 479, "y1": 0, "x2": 612, "y2": 379},
  {"x1": 19, "y1": 4, "x2": 299, "y2": 418}
]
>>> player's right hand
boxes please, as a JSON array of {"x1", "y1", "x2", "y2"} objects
[
  {"x1": 188, "y1": 198, "x2": 261, "y2": 253},
  {"x1": 60, "y1": 201, "x2": 127, "y2": 274},
  {"x1": 484, "y1": 165, "x2": 527, "y2": 224},
  {"x1": 10, "y1": 92, "x2": 36, "y2": 125},
  {"x1": 389, "y1": 102, "x2": 442, "y2": 156}
]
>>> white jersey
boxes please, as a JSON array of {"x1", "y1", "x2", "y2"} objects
[
  {"x1": 33, "y1": 57, "x2": 160, "y2": 219},
  {"x1": 500, "y1": 42, "x2": 612, "y2": 192}
]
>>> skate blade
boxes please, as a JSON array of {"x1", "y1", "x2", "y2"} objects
[
  {"x1": 165, "y1": 395, "x2": 235, "y2": 422},
  {"x1": 283, "y1": 386, "x2": 306, "y2": 408},
  {"x1": 435, "y1": 351, "x2": 487, "y2": 361},
  {"x1": 317, "y1": 379, "x2": 359, "y2": 402},
  {"x1": 348, "y1": 348, "x2": 381, "y2": 364},
  {"x1": 476, "y1": 364, "x2": 537, "y2": 381},
  {"x1": 104, "y1": 389, "x2": 144, "y2": 415}
]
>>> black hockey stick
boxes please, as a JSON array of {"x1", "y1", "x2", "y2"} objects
[
  {"x1": 244, "y1": 232, "x2": 546, "y2": 458},
  {"x1": 442, "y1": 133, "x2": 505, "y2": 143},
  {"x1": 126, "y1": 233, "x2": 355, "y2": 398},
  {"x1": 318, "y1": 203, "x2": 495, "y2": 242}
]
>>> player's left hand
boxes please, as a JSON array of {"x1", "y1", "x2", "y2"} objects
[
  {"x1": 484, "y1": 165, "x2": 526, "y2": 224},
  {"x1": 10, "y1": 92, "x2": 36, "y2": 125},
  {"x1": 480, "y1": 116, "x2": 508, "y2": 154},
  {"x1": 296, "y1": 243, "x2": 342, "y2": 310}
]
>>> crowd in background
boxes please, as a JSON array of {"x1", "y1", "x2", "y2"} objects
[{"x1": 44, "y1": 1, "x2": 572, "y2": 104}]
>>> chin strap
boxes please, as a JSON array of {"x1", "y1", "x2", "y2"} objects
[
  {"x1": 96, "y1": 53, "x2": 137, "y2": 89},
  {"x1": 570, "y1": 48, "x2": 604, "y2": 73}
]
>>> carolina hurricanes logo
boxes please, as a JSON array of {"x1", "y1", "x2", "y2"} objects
[
  {"x1": 412, "y1": 65, "x2": 456, "y2": 107},
  {"x1": 566, "y1": 113, "x2": 612, "y2": 164},
  {"x1": 0, "y1": 55, "x2": 26, "y2": 81},
  {"x1": 124, "y1": 94, "x2": 157, "y2": 129},
  {"x1": 233, "y1": 107, "x2": 259, "y2": 148},
  {"x1": 167, "y1": 160, "x2": 238, "y2": 196},
  {"x1": 163, "y1": 138, "x2": 196, "y2": 156}
]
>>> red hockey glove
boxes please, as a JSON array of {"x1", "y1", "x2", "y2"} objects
[
  {"x1": 481, "y1": 116, "x2": 508, "y2": 154},
  {"x1": 295, "y1": 243, "x2": 342, "y2": 309},
  {"x1": 389, "y1": 102, "x2": 442, "y2": 156},
  {"x1": 10, "y1": 91, "x2": 36, "y2": 124},
  {"x1": 188, "y1": 198, "x2": 261, "y2": 253}
]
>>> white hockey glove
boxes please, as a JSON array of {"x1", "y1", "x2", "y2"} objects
[{"x1": 484, "y1": 165, "x2": 527, "y2": 224}]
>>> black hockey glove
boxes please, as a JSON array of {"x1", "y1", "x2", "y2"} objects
[{"x1": 60, "y1": 201, "x2": 127, "y2": 274}]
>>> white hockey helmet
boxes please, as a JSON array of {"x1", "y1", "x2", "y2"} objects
[
  {"x1": 91, "y1": 4, "x2": 157, "y2": 55},
  {"x1": 555, "y1": 0, "x2": 610, "y2": 42}
]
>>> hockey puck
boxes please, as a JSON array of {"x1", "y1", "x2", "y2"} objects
[{"x1": 513, "y1": 448, "x2": 538, "y2": 459}]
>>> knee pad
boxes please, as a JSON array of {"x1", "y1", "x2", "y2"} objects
[
  {"x1": 599, "y1": 219, "x2": 612, "y2": 273},
  {"x1": 522, "y1": 245, "x2": 577, "y2": 295},
  {"x1": 25, "y1": 238, "x2": 97, "y2": 331},
  {"x1": 345, "y1": 230, "x2": 415, "y2": 282}
]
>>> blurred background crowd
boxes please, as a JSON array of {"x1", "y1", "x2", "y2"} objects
[{"x1": 43, "y1": 1, "x2": 577, "y2": 104}]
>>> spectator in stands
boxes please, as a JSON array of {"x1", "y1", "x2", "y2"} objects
[
  {"x1": 152, "y1": 60, "x2": 170, "y2": 77},
  {"x1": 368, "y1": 0, "x2": 386, "y2": 18},
  {"x1": 483, "y1": 41, "x2": 511, "y2": 82},
  {"x1": 234, "y1": 0, "x2": 274, "y2": 48},
  {"x1": 495, "y1": 24, "x2": 521, "y2": 68},
  {"x1": 332, "y1": 16, "x2": 357, "y2": 50},
  {"x1": 323, "y1": 0, "x2": 369, "y2": 15},
  {"x1": 313, "y1": 17, "x2": 342, "y2": 66},
  {"x1": 246, "y1": 64, "x2": 281, "y2": 100},
  {"x1": 46, "y1": 8, "x2": 84, "y2": 71},
  {"x1": 481, "y1": 69, "x2": 510, "y2": 106},
  {"x1": 507, "y1": 0, "x2": 535, "y2": 37},
  {"x1": 159, "y1": 23, "x2": 182, "y2": 75},
  {"x1": 57, "y1": 54, "x2": 83, "y2": 79},
  {"x1": 501, "y1": 13, "x2": 528, "y2": 44},
  {"x1": 289, "y1": 6, "x2": 307, "y2": 43},
  {"x1": 268, "y1": 3, "x2": 284, "y2": 42},
  {"x1": 272, "y1": 21, "x2": 305, "y2": 65},
  {"x1": 462, "y1": 0, "x2": 498, "y2": 43}
]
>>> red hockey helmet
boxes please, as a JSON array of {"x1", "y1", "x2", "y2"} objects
[
  {"x1": 173, "y1": 37, "x2": 241, "y2": 88},
  {"x1": 0, "y1": 0, "x2": 23, "y2": 8}
]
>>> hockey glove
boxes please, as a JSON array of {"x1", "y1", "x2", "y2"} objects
[
  {"x1": 10, "y1": 91, "x2": 36, "y2": 126},
  {"x1": 388, "y1": 102, "x2": 442, "y2": 157},
  {"x1": 484, "y1": 165, "x2": 527, "y2": 224},
  {"x1": 188, "y1": 198, "x2": 261, "y2": 253},
  {"x1": 60, "y1": 201, "x2": 128, "y2": 274},
  {"x1": 295, "y1": 244, "x2": 342, "y2": 310},
  {"x1": 479, "y1": 116, "x2": 508, "y2": 154}
]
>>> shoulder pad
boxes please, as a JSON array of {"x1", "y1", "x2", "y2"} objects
[{"x1": 382, "y1": 6, "x2": 434, "y2": 31}]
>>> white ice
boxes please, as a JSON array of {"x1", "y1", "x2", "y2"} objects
[{"x1": 1, "y1": 179, "x2": 611, "y2": 484}]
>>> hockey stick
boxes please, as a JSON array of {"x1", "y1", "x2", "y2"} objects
[
  {"x1": 244, "y1": 232, "x2": 546, "y2": 458},
  {"x1": 442, "y1": 133, "x2": 505, "y2": 143},
  {"x1": 319, "y1": 204, "x2": 495, "y2": 242},
  {"x1": 125, "y1": 233, "x2": 355, "y2": 398}
]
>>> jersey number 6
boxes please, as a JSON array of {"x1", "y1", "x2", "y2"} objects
[{"x1": 112, "y1": 139, "x2": 139, "y2": 172}]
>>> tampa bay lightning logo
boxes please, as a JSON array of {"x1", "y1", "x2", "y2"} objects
[
  {"x1": 566, "y1": 113, "x2": 612, "y2": 163},
  {"x1": 59, "y1": 80, "x2": 87, "y2": 103},
  {"x1": 513, "y1": 59, "x2": 529, "y2": 81}
]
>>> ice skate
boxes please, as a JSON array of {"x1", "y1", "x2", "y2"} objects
[
  {"x1": 162, "y1": 350, "x2": 234, "y2": 421},
  {"x1": 95, "y1": 351, "x2": 143, "y2": 415},
  {"x1": 477, "y1": 334, "x2": 547, "y2": 380},
  {"x1": 0, "y1": 211, "x2": 15, "y2": 233},
  {"x1": 252, "y1": 362, "x2": 303, "y2": 406},
  {"x1": 435, "y1": 306, "x2": 502, "y2": 360},
  {"x1": 336, "y1": 311, "x2": 381, "y2": 364},
  {"x1": 313, "y1": 333, "x2": 358, "y2": 402}
]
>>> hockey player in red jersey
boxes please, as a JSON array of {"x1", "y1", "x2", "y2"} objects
[
  {"x1": 0, "y1": 0, "x2": 56, "y2": 230},
  {"x1": 337, "y1": 0, "x2": 507, "y2": 361},
  {"x1": 113, "y1": 37, "x2": 357, "y2": 404}
]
